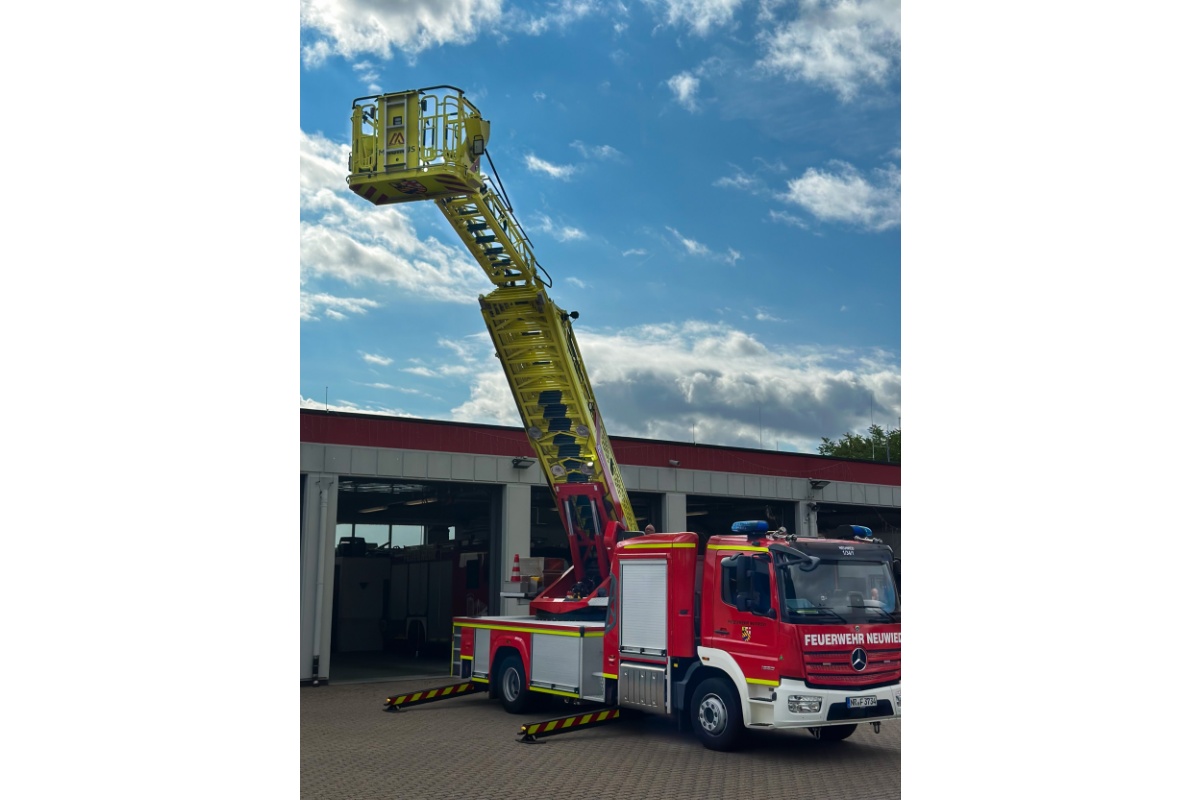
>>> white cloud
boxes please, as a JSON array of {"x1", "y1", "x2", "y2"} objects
[
  {"x1": 714, "y1": 172, "x2": 759, "y2": 193},
  {"x1": 299, "y1": 130, "x2": 493, "y2": 316},
  {"x1": 757, "y1": 0, "x2": 900, "y2": 101},
  {"x1": 667, "y1": 71, "x2": 702, "y2": 112},
  {"x1": 362, "y1": 353, "x2": 393, "y2": 366},
  {"x1": 451, "y1": 367, "x2": 524, "y2": 427},
  {"x1": 780, "y1": 161, "x2": 899, "y2": 231},
  {"x1": 666, "y1": 226, "x2": 711, "y2": 257},
  {"x1": 570, "y1": 141, "x2": 623, "y2": 160},
  {"x1": 768, "y1": 209, "x2": 810, "y2": 229},
  {"x1": 362, "y1": 383, "x2": 424, "y2": 395},
  {"x1": 516, "y1": 0, "x2": 602, "y2": 35},
  {"x1": 646, "y1": 0, "x2": 748, "y2": 36},
  {"x1": 300, "y1": 291, "x2": 379, "y2": 322},
  {"x1": 440, "y1": 319, "x2": 899, "y2": 451},
  {"x1": 301, "y1": 394, "x2": 419, "y2": 417},
  {"x1": 667, "y1": 226, "x2": 740, "y2": 265},
  {"x1": 533, "y1": 212, "x2": 588, "y2": 242},
  {"x1": 525, "y1": 153, "x2": 578, "y2": 179},
  {"x1": 300, "y1": 0, "x2": 504, "y2": 65},
  {"x1": 623, "y1": 248, "x2": 648, "y2": 257},
  {"x1": 567, "y1": 277, "x2": 588, "y2": 288}
]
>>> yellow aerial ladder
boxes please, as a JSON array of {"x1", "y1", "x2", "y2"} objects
[{"x1": 347, "y1": 85, "x2": 636, "y2": 620}]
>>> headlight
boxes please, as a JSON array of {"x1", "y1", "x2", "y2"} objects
[
  {"x1": 788, "y1": 694, "x2": 822, "y2": 714},
  {"x1": 895, "y1": 691, "x2": 901, "y2": 708}
]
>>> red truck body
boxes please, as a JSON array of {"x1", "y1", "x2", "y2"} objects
[{"x1": 452, "y1": 529, "x2": 900, "y2": 750}]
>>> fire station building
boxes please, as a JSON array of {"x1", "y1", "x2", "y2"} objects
[{"x1": 299, "y1": 409, "x2": 901, "y2": 684}]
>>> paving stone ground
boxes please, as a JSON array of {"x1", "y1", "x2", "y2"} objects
[{"x1": 301, "y1": 676, "x2": 900, "y2": 800}]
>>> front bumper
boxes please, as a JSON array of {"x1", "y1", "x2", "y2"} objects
[{"x1": 757, "y1": 679, "x2": 901, "y2": 730}]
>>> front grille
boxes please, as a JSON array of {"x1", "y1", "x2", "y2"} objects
[{"x1": 803, "y1": 647, "x2": 900, "y2": 689}]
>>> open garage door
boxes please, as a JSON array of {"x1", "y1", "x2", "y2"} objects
[{"x1": 329, "y1": 478, "x2": 498, "y2": 683}]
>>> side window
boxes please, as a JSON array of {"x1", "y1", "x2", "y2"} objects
[
  {"x1": 720, "y1": 555, "x2": 772, "y2": 615},
  {"x1": 721, "y1": 557, "x2": 738, "y2": 606}
]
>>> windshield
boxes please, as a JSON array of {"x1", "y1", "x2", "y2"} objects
[{"x1": 777, "y1": 558, "x2": 899, "y2": 624}]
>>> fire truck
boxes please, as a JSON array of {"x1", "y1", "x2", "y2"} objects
[{"x1": 345, "y1": 86, "x2": 901, "y2": 750}]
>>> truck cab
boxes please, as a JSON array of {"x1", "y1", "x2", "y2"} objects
[{"x1": 686, "y1": 526, "x2": 901, "y2": 749}]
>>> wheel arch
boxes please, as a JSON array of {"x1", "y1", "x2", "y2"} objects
[
  {"x1": 489, "y1": 641, "x2": 528, "y2": 698},
  {"x1": 685, "y1": 647, "x2": 752, "y2": 724}
]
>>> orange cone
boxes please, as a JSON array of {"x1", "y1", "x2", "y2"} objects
[{"x1": 511, "y1": 554, "x2": 521, "y2": 582}]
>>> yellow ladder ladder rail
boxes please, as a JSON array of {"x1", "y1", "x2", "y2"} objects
[
  {"x1": 347, "y1": 86, "x2": 636, "y2": 541},
  {"x1": 440, "y1": 192, "x2": 542, "y2": 288}
]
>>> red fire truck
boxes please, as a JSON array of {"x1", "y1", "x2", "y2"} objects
[
  {"x1": 453, "y1": 524, "x2": 899, "y2": 750},
  {"x1": 346, "y1": 86, "x2": 900, "y2": 750}
]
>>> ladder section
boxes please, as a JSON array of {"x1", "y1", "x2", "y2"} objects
[
  {"x1": 478, "y1": 284, "x2": 635, "y2": 534},
  {"x1": 438, "y1": 192, "x2": 541, "y2": 288}
]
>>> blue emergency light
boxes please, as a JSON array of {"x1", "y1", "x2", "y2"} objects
[
  {"x1": 730, "y1": 520, "x2": 769, "y2": 533},
  {"x1": 848, "y1": 525, "x2": 873, "y2": 537}
]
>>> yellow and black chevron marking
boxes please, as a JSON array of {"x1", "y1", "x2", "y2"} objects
[
  {"x1": 384, "y1": 681, "x2": 479, "y2": 711},
  {"x1": 517, "y1": 708, "x2": 621, "y2": 743}
]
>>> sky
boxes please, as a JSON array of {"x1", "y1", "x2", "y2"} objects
[{"x1": 299, "y1": 0, "x2": 902, "y2": 454}]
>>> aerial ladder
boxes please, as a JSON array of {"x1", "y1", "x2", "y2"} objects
[{"x1": 347, "y1": 85, "x2": 636, "y2": 620}]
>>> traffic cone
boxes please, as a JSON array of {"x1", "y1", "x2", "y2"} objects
[{"x1": 511, "y1": 554, "x2": 521, "y2": 582}]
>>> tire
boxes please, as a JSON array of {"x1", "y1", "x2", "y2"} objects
[
  {"x1": 497, "y1": 655, "x2": 533, "y2": 714},
  {"x1": 810, "y1": 723, "x2": 857, "y2": 742},
  {"x1": 690, "y1": 677, "x2": 744, "y2": 752}
]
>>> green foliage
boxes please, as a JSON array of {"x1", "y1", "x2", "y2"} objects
[{"x1": 817, "y1": 425, "x2": 900, "y2": 463}]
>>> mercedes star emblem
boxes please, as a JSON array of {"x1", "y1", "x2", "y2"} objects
[{"x1": 850, "y1": 647, "x2": 868, "y2": 671}]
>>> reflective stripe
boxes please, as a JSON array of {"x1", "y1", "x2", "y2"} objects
[
  {"x1": 623, "y1": 543, "x2": 696, "y2": 549},
  {"x1": 745, "y1": 677, "x2": 781, "y2": 686},
  {"x1": 456, "y1": 621, "x2": 588, "y2": 637}
]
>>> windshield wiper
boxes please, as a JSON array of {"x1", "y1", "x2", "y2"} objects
[
  {"x1": 850, "y1": 605, "x2": 898, "y2": 622},
  {"x1": 790, "y1": 606, "x2": 848, "y2": 622}
]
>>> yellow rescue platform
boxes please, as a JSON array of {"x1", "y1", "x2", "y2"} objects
[{"x1": 348, "y1": 87, "x2": 491, "y2": 205}]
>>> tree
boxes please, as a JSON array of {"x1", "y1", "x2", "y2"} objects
[{"x1": 817, "y1": 425, "x2": 900, "y2": 463}]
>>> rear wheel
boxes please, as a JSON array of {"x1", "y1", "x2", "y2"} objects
[
  {"x1": 810, "y1": 723, "x2": 857, "y2": 742},
  {"x1": 497, "y1": 655, "x2": 533, "y2": 714},
  {"x1": 690, "y1": 677, "x2": 744, "y2": 751}
]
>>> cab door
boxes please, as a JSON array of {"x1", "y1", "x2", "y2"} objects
[{"x1": 708, "y1": 551, "x2": 780, "y2": 686}]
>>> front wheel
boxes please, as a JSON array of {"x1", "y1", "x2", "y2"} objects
[
  {"x1": 809, "y1": 723, "x2": 857, "y2": 742},
  {"x1": 690, "y1": 677, "x2": 744, "y2": 751},
  {"x1": 497, "y1": 655, "x2": 533, "y2": 714}
]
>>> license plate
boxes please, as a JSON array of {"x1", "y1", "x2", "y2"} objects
[{"x1": 847, "y1": 695, "x2": 877, "y2": 709}]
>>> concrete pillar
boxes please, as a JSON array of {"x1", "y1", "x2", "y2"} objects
[
  {"x1": 796, "y1": 500, "x2": 818, "y2": 537},
  {"x1": 300, "y1": 473, "x2": 338, "y2": 683},
  {"x1": 499, "y1": 483, "x2": 531, "y2": 615},
  {"x1": 664, "y1": 492, "x2": 688, "y2": 534}
]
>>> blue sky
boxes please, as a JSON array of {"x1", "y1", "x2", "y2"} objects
[{"x1": 300, "y1": 0, "x2": 901, "y2": 454}]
